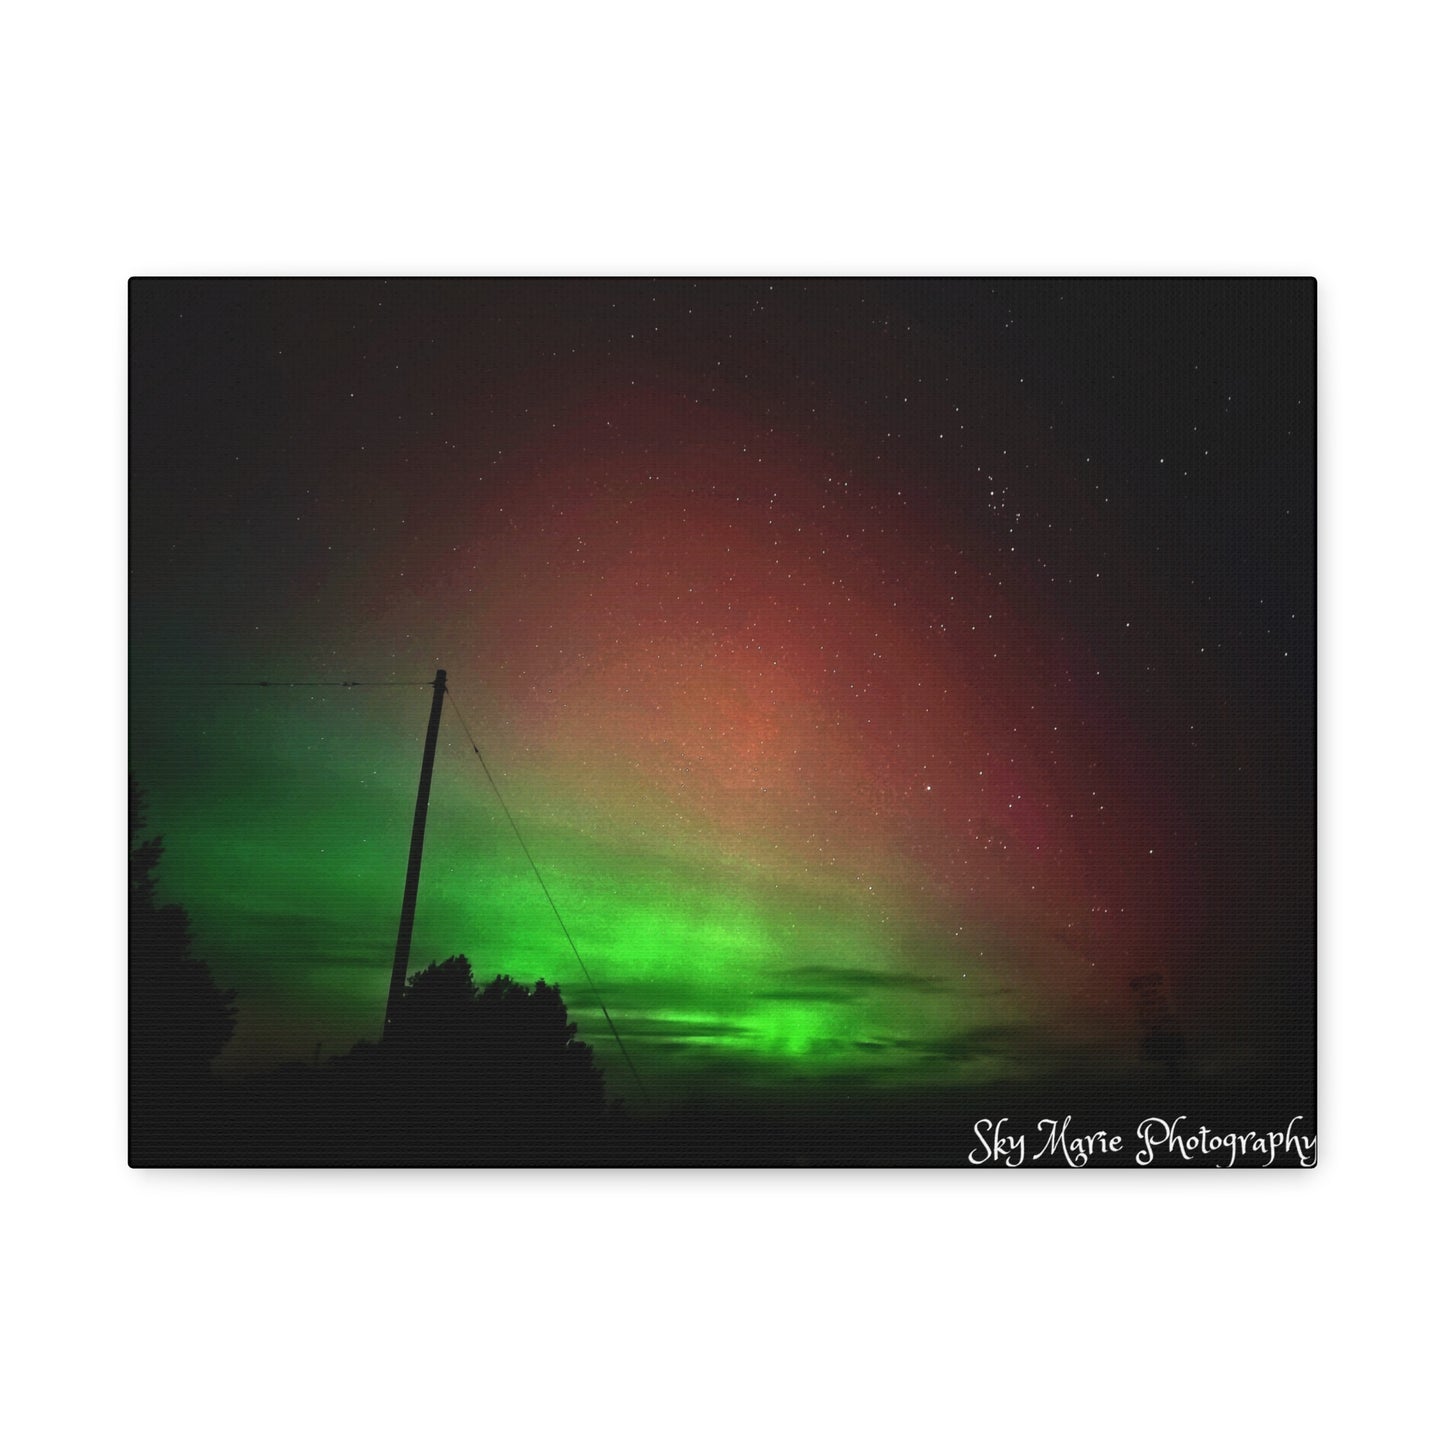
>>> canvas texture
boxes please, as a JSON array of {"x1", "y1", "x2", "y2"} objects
[{"x1": 129, "y1": 278, "x2": 1316, "y2": 1167}]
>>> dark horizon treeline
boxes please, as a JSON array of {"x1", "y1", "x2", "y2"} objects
[
  {"x1": 129, "y1": 778, "x2": 1315, "y2": 1168},
  {"x1": 129, "y1": 779, "x2": 618, "y2": 1166}
]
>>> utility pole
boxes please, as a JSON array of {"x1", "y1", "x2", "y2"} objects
[{"x1": 382, "y1": 668, "x2": 447, "y2": 1042}]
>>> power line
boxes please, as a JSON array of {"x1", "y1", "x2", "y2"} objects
[
  {"x1": 140, "y1": 668, "x2": 647, "y2": 1093},
  {"x1": 182, "y1": 680, "x2": 432, "y2": 688},
  {"x1": 444, "y1": 689, "x2": 648, "y2": 1100}
]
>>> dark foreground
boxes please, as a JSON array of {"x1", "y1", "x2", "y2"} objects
[{"x1": 132, "y1": 1060, "x2": 1316, "y2": 1169}]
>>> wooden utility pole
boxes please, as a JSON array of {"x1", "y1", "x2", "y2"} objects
[{"x1": 382, "y1": 668, "x2": 447, "y2": 1042}]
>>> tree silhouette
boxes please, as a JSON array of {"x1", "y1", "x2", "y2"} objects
[
  {"x1": 363, "y1": 955, "x2": 606, "y2": 1159},
  {"x1": 129, "y1": 777, "x2": 237, "y2": 1159},
  {"x1": 392, "y1": 955, "x2": 484, "y2": 1049}
]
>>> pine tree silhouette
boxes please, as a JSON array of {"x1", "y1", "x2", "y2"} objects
[{"x1": 129, "y1": 777, "x2": 236, "y2": 1163}]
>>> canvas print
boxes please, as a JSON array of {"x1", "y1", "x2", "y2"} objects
[{"x1": 129, "y1": 278, "x2": 1315, "y2": 1167}]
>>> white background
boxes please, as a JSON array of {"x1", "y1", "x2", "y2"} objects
[{"x1": 3, "y1": 3, "x2": 1440, "y2": 1441}]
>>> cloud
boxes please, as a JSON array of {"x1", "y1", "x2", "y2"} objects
[
  {"x1": 754, "y1": 964, "x2": 952, "y2": 1003},
  {"x1": 616, "y1": 1017, "x2": 756, "y2": 1040}
]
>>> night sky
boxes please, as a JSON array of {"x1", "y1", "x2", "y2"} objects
[{"x1": 129, "y1": 278, "x2": 1314, "y2": 1103}]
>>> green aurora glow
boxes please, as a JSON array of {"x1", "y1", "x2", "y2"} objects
[
  {"x1": 132, "y1": 684, "x2": 1062, "y2": 1095},
  {"x1": 130, "y1": 279, "x2": 1314, "y2": 1104}
]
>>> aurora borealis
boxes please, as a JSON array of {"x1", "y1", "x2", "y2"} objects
[{"x1": 129, "y1": 278, "x2": 1315, "y2": 1107}]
